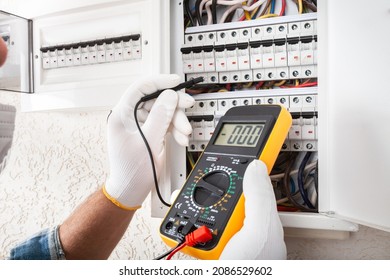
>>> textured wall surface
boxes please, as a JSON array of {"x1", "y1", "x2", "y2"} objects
[{"x1": 0, "y1": 91, "x2": 390, "y2": 260}]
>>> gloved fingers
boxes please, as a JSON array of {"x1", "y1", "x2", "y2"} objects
[
  {"x1": 123, "y1": 74, "x2": 180, "y2": 101},
  {"x1": 177, "y1": 91, "x2": 195, "y2": 109},
  {"x1": 142, "y1": 99, "x2": 156, "y2": 112},
  {"x1": 136, "y1": 107, "x2": 150, "y2": 124},
  {"x1": 136, "y1": 74, "x2": 181, "y2": 95},
  {"x1": 142, "y1": 89, "x2": 179, "y2": 155},
  {"x1": 241, "y1": 160, "x2": 276, "y2": 229},
  {"x1": 169, "y1": 125, "x2": 190, "y2": 147},
  {"x1": 117, "y1": 75, "x2": 180, "y2": 132},
  {"x1": 171, "y1": 109, "x2": 192, "y2": 136}
]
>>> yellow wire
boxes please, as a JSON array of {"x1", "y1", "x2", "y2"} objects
[
  {"x1": 250, "y1": 7, "x2": 259, "y2": 18},
  {"x1": 187, "y1": 153, "x2": 195, "y2": 169},
  {"x1": 295, "y1": 79, "x2": 300, "y2": 86},
  {"x1": 298, "y1": 0, "x2": 303, "y2": 14},
  {"x1": 218, "y1": 89, "x2": 228, "y2": 92},
  {"x1": 274, "y1": 80, "x2": 286, "y2": 87},
  {"x1": 257, "y1": 13, "x2": 279, "y2": 19},
  {"x1": 244, "y1": 10, "x2": 251, "y2": 20},
  {"x1": 243, "y1": 82, "x2": 253, "y2": 88}
]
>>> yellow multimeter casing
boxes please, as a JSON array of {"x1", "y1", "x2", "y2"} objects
[{"x1": 160, "y1": 105, "x2": 292, "y2": 259}]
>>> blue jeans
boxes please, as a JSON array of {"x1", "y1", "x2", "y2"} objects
[{"x1": 9, "y1": 226, "x2": 66, "y2": 260}]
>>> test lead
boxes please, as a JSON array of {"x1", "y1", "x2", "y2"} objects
[
  {"x1": 135, "y1": 76, "x2": 204, "y2": 207},
  {"x1": 140, "y1": 76, "x2": 204, "y2": 102}
]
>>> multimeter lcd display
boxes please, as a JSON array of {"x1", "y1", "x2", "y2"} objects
[{"x1": 214, "y1": 123, "x2": 265, "y2": 147}]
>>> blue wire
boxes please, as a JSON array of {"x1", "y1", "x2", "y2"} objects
[
  {"x1": 270, "y1": 0, "x2": 276, "y2": 14},
  {"x1": 297, "y1": 152, "x2": 315, "y2": 209},
  {"x1": 290, "y1": 177, "x2": 296, "y2": 193}
]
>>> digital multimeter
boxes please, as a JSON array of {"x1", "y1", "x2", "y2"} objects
[{"x1": 160, "y1": 105, "x2": 292, "y2": 260}]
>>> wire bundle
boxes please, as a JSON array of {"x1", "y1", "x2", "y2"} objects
[
  {"x1": 270, "y1": 151, "x2": 318, "y2": 212},
  {"x1": 184, "y1": 0, "x2": 317, "y2": 27}
]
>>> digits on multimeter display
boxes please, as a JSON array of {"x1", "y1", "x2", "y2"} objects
[{"x1": 214, "y1": 123, "x2": 265, "y2": 147}]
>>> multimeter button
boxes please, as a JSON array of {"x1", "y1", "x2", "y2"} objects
[{"x1": 240, "y1": 159, "x2": 249, "y2": 164}]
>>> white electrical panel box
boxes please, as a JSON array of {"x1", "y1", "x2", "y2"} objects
[
  {"x1": 160, "y1": 0, "x2": 390, "y2": 235},
  {"x1": 2, "y1": 0, "x2": 389, "y2": 236},
  {"x1": 0, "y1": 0, "x2": 170, "y2": 111}
]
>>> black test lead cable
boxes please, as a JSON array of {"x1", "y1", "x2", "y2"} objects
[{"x1": 134, "y1": 77, "x2": 204, "y2": 207}]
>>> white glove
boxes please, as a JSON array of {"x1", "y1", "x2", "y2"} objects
[
  {"x1": 103, "y1": 74, "x2": 195, "y2": 210},
  {"x1": 220, "y1": 160, "x2": 287, "y2": 260},
  {"x1": 0, "y1": 104, "x2": 16, "y2": 173}
]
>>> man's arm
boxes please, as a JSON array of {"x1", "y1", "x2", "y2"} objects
[
  {"x1": 9, "y1": 75, "x2": 195, "y2": 260},
  {"x1": 59, "y1": 189, "x2": 135, "y2": 260}
]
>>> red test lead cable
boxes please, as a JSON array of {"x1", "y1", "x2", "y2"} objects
[{"x1": 166, "y1": 226, "x2": 213, "y2": 260}]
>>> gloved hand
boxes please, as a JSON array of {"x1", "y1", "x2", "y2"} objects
[
  {"x1": 103, "y1": 74, "x2": 195, "y2": 210},
  {"x1": 0, "y1": 104, "x2": 16, "y2": 173},
  {"x1": 220, "y1": 160, "x2": 287, "y2": 260}
]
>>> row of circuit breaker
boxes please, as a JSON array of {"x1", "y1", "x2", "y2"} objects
[
  {"x1": 182, "y1": 18, "x2": 317, "y2": 83},
  {"x1": 186, "y1": 94, "x2": 318, "y2": 152},
  {"x1": 40, "y1": 34, "x2": 142, "y2": 69}
]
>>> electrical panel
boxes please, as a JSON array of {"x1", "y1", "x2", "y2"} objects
[
  {"x1": 177, "y1": 14, "x2": 320, "y2": 222},
  {"x1": 161, "y1": 0, "x2": 373, "y2": 234}
]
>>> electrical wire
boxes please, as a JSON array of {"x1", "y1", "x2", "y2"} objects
[
  {"x1": 195, "y1": 0, "x2": 204, "y2": 25},
  {"x1": 281, "y1": 82, "x2": 318, "y2": 88},
  {"x1": 219, "y1": 3, "x2": 242, "y2": 23},
  {"x1": 274, "y1": 80, "x2": 286, "y2": 87},
  {"x1": 165, "y1": 226, "x2": 212, "y2": 260},
  {"x1": 279, "y1": 0, "x2": 286, "y2": 16},
  {"x1": 187, "y1": 151, "x2": 195, "y2": 169},
  {"x1": 184, "y1": 0, "x2": 196, "y2": 27},
  {"x1": 134, "y1": 99, "x2": 171, "y2": 207},
  {"x1": 258, "y1": 0, "x2": 272, "y2": 17},
  {"x1": 166, "y1": 243, "x2": 187, "y2": 260},
  {"x1": 270, "y1": 161, "x2": 318, "y2": 180},
  {"x1": 212, "y1": 0, "x2": 217, "y2": 24},
  {"x1": 282, "y1": 153, "x2": 317, "y2": 212},
  {"x1": 298, "y1": 0, "x2": 303, "y2": 14},
  {"x1": 297, "y1": 152, "x2": 315, "y2": 209},
  {"x1": 154, "y1": 241, "x2": 184, "y2": 260},
  {"x1": 270, "y1": 0, "x2": 275, "y2": 14},
  {"x1": 258, "y1": 13, "x2": 278, "y2": 19}
]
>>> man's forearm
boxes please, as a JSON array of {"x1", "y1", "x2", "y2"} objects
[{"x1": 59, "y1": 188, "x2": 136, "y2": 259}]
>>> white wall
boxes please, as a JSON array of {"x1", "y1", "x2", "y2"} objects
[{"x1": 0, "y1": 90, "x2": 390, "y2": 260}]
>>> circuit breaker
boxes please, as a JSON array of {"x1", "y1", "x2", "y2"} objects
[
  {"x1": 183, "y1": 14, "x2": 317, "y2": 84},
  {"x1": 0, "y1": 0, "x2": 170, "y2": 111}
]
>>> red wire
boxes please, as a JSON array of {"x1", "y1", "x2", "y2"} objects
[
  {"x1": 166, "y1": 243, "x2": 187, "y2": 260},
  {"x1": 277, "y1": 205, "x2": 299, "y2": 212},
  {"x1": 279, "y1": 0, "x2": 286, "y2": 16},
  {"x1": 255, "y1": 81, "x2": 265, "y2": 90},
  {"x1": 281, "y1": 82, "x2": 318, "y2": 88}
]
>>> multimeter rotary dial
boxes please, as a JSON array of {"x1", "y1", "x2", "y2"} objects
[
  {"x1": 193, "y1": 170, "x2": 230, "y2": 207},
  {"x1": 184, "y1": 163, "x2": 241, "y2": 216}
]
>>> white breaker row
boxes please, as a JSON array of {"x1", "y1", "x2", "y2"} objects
[
  {"x1": 186, "y1": 92, "x2": 318, "y2": 152},
  {"x1": 182, "y1": 15, "x2": 317, "y2": 83},
  {"x1": 40, "y1": 34, "x2": 142, "y2": 69}
]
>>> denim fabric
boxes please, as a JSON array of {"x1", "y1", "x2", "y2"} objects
[{"x1": 9, "y1": 226, "x2": 66, "y2": 260}]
